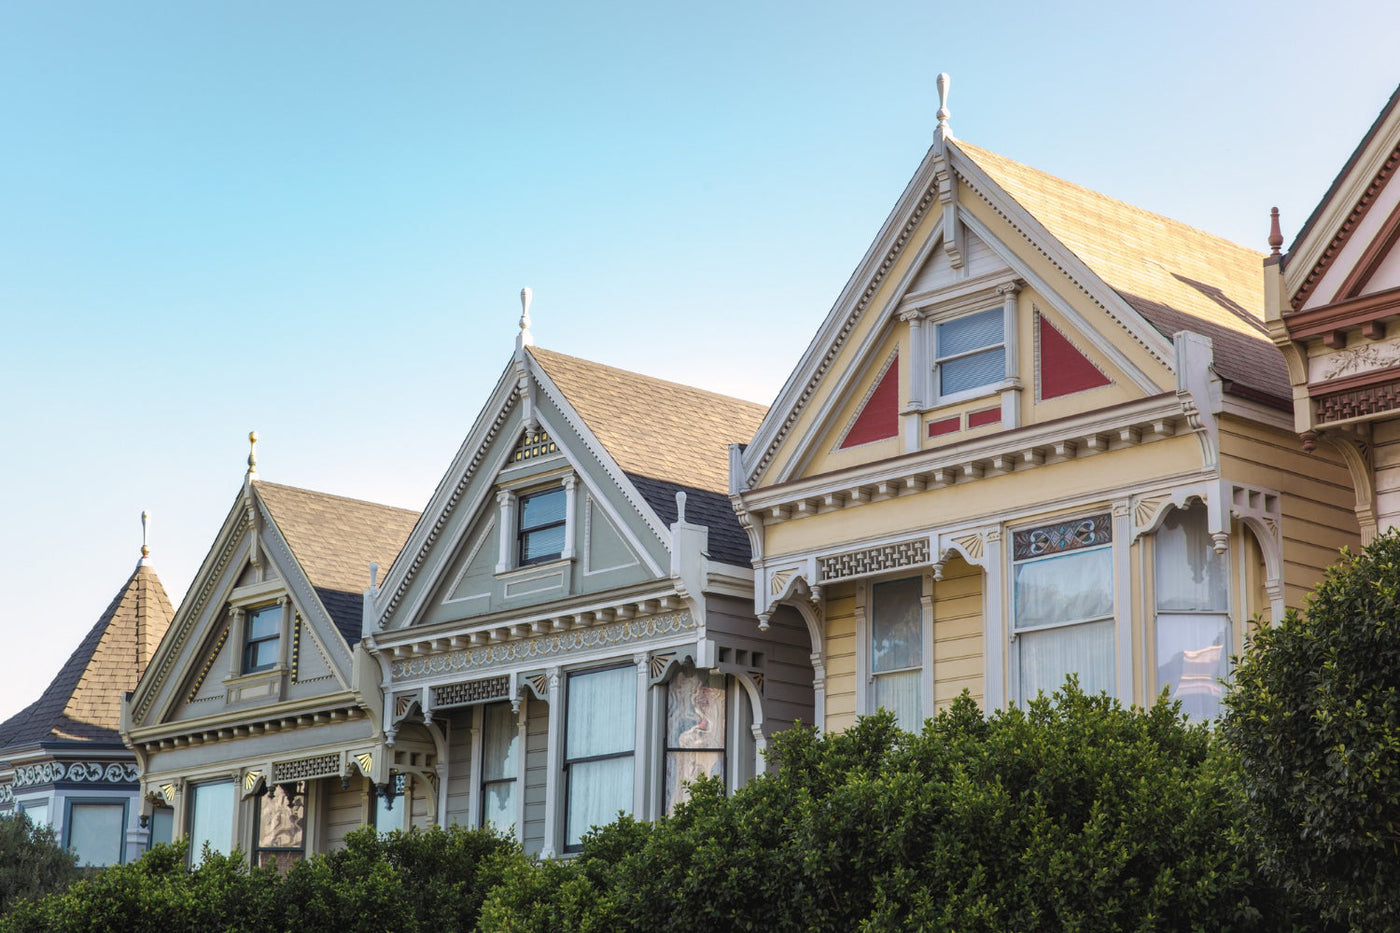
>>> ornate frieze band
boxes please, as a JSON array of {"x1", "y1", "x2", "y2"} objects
[
  {"x1": 391, "y1": 610, "x2": 695, "y2": 681},
  {"x1": 1315, "y1": 378, "x2": 1400, "y2": 423},
  {"x1": 0, "y1": 784, "x2": 12, "y2": 806},
  {"x1": 12, "y1": 761, "x2": 140, "y2": 789},
  {"x1": 433, "y1": 676, "x2": 510, "y2": 709},
  {"x1": 1012, "y1": 513, "x2": 1112, "y2": 560},
  {"x1": 817, "y1": 539, "x2": 930, "y2": 582},
  {"x1": 271, "y1": 754, "x2": 340, "y2": 784}
]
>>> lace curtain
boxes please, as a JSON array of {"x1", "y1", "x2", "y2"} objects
[{"x1": 565, "y1": 666, "x2": 635, "y2": 848}]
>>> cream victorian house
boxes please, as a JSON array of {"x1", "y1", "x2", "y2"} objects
[
  {"x1": 121, "y1": 458, "x2": 418, "y2": 867},
  {"x1": 357, "y1": 303, "x2": 808, "y2": 856},
  {"x1": 1266, "y1": 83, "x2": 1400, "y2": 540},
  {"x1": 730, "y1": 78, "x2": 1361, "y2": 733}
]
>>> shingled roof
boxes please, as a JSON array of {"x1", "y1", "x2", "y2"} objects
[
  {"x1": 527, "y1": 346, "x2": 768, "y2": 565},
  {"x1": 0, "y1": 562, "x2": 173, "y2": 752},
  {"x1": 253, "y1": 481, "x2": 420, "y2": 645},
  {"x1": 955, "y1": 140, "x2": 1290, "y2": 407}
]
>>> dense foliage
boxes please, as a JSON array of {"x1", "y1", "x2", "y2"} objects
[
  {"x1": 1222, "y1": 532, "x2": 1400, "y2": 931},
  {"x1": 482, "y1": 685, "x2": 1306, "y2": 932},
  {"x1": 0, "y1": 812, "x2": 78, "y2": 915},
  {"x1": 0, "y1": 825, "x2": 520, "y2": 933}
]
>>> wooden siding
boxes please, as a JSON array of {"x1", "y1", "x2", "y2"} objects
[
  {"x1": 822, "y1": 582, "x2": 857, "y2": 732},
  {"x1": 522, "y1": 697, "x2": 548, "y2": 856},
  {"x1": 933, "y1": 557, "x2": 983, "y2": 709},
  {"x1": 443, "y1": 710, "x2": 473, "y2": 827},
  {"x1": 319, "y1": 776, "x2": 366, "y2": 852}
]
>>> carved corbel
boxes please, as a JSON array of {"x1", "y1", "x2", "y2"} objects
[
  {"x1": 935, "y1": 166, "x2": 963, "y2": 270},
  {"x1": 1319, "y1": 430, "x2": 1378, "y2": 544}
]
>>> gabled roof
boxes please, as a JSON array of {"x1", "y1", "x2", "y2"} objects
[
  {"x1": 0, "y1": 562, "x2": 173, "y2": 751},
  {"x1": 955, "y1": 141, "x2": 1289, "y2": 404},
  {"x1": 528, "y1": 346, "x2": 768, "y2": 565},
  {"x1": 254, "y1": 481, "x2": 420, "y2": 644}
]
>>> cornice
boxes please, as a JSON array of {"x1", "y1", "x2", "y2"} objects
[
  {"x1": 128, "y1": 696, "x2": 366, "y2": 752},
  {"x1": 1283, "y1": 284, "x2": 1400, "y2": 338}
]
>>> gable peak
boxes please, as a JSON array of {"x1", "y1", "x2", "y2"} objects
[{"x1": 935, "y1": 72, "x2": 953, "y2": 143}]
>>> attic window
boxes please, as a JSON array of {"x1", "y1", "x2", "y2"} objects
[
  {"x1": 518, "y1": 488, "x2": 567, "y2": 566},
  {"x1": 934, "y1": 308, "x2": 1005, "y2": 400},
  {"x1": 243, "y1": 605, "x2": 281, "y2": 674}
]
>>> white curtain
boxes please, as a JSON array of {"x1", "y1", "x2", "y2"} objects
[
  {"x1": 1014, "y1": 548, "x2": 1113, "y2": 627},
  {"x1": 874, "y1": 669, "x2": 922, "y2": 732},
  {"x1": 1017, "y1": 618, "x2": 1115, "y2": 703},
  {"x1": 1155, "y1": 505, "x2": 1228, "y2": 611},
  {"x1": 1156, "y1": 613, "x2": 1228, "y2": 720},
  {"x1": 566, "y1": 756, "x2": 633, "y2": 848},
  {"x1": 566, "y1": 666, "x2": 636, "y2": 759},
  {"x1": 188, "y1": 781, "x2": 234, "y2": 863},
  {"x1": 67, "y1": 803, "x2": 124, "y2": 866},
  {"x1": 481, "y1": 702, "x2": 519, "y2": 830}
]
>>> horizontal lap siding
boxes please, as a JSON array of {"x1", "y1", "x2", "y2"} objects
[
  {"x1": 1220, "y1": 418, "x2": 1360, "y2": 608},
  {"x1": 444, "y1": 711, "x2": 473, "y2": 827},
  {"x1": 822, "y1": 583, "x2": 857, "y2": 732},
  {"x1": 319, "y1": 777, "x2": 366, "y2": 852},
  {"x1": 934, "y1": 557, "x2": 983, "y2": 709},
  {"x1": 523, "y1": 698, "x2": 548, "y2": 856}
]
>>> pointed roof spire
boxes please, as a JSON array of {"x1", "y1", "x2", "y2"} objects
[
  {"x1": 139, "y1": 510, "x2": 152, "y2": 566},
  {"x1": 517, "y1": 286, "x2": 534, "y2": 350},
  {"x1": 935, "y1": 72, "x2": 953, "y2": 142},
  {"x1": 1268, "y1": 206, "x2": 1284, "y2": 257},
  {"x1": 246, "y1": 430, "x2": 258, "y2": 479}
]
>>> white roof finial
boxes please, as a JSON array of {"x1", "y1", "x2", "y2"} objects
[
  {"x1": 517, "y1": 287, "x2": 534, "y2": 349},
  {"x1": 139, "y1": 510, "x2": 152, "y2": 566},
  {"x1": 246, "y1": 430, "x2": 258, "y2": 479},
  {"x1": 935, "y1": 72, "x2": 953, "y2": 142}
]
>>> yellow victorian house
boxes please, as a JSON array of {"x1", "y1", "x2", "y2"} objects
[{"x1": 731, "y1": 77, "x2": 1361, "y2": 732}]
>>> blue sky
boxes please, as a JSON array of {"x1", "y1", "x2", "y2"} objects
[{"x1": 2, "y1": 0, "x2": 1396, "y2": 718}]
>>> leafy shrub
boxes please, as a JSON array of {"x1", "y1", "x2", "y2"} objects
[
  {"x1": 0, "y1": 811, "x2": 78, "y2": 915},
  {"x1": 483, "y1": 685, "x2": 1310, "y2": 932},
  {"x1": 1222, "y1": 531, "x2": 1400, "y2": 931}
]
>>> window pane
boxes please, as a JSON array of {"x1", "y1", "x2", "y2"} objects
[
  {"x1": 20, "y1": 802, "x2": 49, "y2": 826},
  {"x1": 1157, "y1": 613, "x2": 1228, "y2": 720},
  {"x1": 566, "y1": 755, "x2": 633, "y2": 848},
  {"x1": 257, "y1": 786, "x2": 305, "y2": 850},
  {"x1": 68, "y1": 804, "x2": 124, "y2": 866},
  {"x1": 188, "y1": 781, "x2": 234, "y2": 863},
  {"x1": 872, "y1": 578, "x2": 922, "y2": 673},
  {"x1": 482, "y1": 703, "x2": 519, "y2": 781},
  {"x1": 250, "y1": 639, "x2": 280, "y2": 670},
  {"x1": 940, "y1": 347, "x2": 1006, "y2": 395},
  {"x1": 874, "y1": 670, "x2": 922, "y2": 732},
  {"x1": 521, "y1": 525, "x2": 566, "y2": 563},
  {"x1": 1018, "y1": 618, "x2": 1115, "y2": 702},
  {"x1": 1155, "y1": 506, "x2": 1228, "y2": 611},
  {"x1": 665, "y1": 751, "x2": 724, "y2": 815},
  {"x1": 938, "y1": 309, "x2": 1003, "y2": 356},
  {"x1": 666, "y1": 671, "x2": 726, "y2": 749},
  {"x1": 247, "y1": 607, "x2": 280, "y2": 640},
  {"x1": 520, "y1": 489, "x2": 566, "y2": 530},
  {"x1": 567, "y1": 667, "x2": 636, "y2": 759},
  {"x1": 1015, "y1": 548, "x2": 1113, "y2": 628},
  {"x1": 150, "y1": 809, "x2": 174, "y2": 847},
  {"x1": 481, "y1": 781, "x2": 516, "y2": 831}
]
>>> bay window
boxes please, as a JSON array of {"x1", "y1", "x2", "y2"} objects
[
  {"x1": 1013, "y1": 514, "x2": 1115, "y2": 703},
  {"x1": 254, "y1": 783, "x2": 306, "y2": 870},
  {"x1": 64, "y1": 800, "x2": 126, "y2": 866},
  {"x1": 870, "y1": 577, "x2": 923, "y2": 731},
  {"x1": 1154, "y1": 503, "x2": 1229, "y2": 720},
  {"x1": 664, "y1": 669, "x2": 726, "y2": 814},
  {"x1": 563, "y1": 665, "x2": 635, "y2": 851},
  {"x1": 480, "y1": 702, "x2": 519, "y2": 831}
]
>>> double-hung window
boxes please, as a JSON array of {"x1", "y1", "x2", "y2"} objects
[
  {"x1": 64, "y1": 800, "x2": 126, "y2": 867},
  {"x1": 934, "y1": 308, "x2": 1005, "y2": 401},
  {"x1": 254, "y1": 783, "x2": 306, "y2": 871},
  {"x1": 187, "y1": 780, "x2": 235, "y2": 865},
  {"x1": 242, "y1": 605, "x2": 281, "y2": 674},
  {"x1": 1154, "y1": 503, "x2": 1229, "y2": 720},
  {"x1": 518, "y1": 488, "x2": 567, "y2": 566},
  {"x1": 1013, "y1": 514, "x2": 1115, "y2": 703},
  {"x1": 664, "y1": 669, "x2": 726, "y2": 815},
  {"x1": 480, "y1": 702, "x2": 519, "y2": 831},
  {"x1": 564, "y1": 665, "x2": 635, "y2": 851},
  {"x1": 870, "y1": 578, "x2": 923, "y2": 731}
]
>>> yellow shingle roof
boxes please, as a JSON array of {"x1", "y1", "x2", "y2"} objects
[
  {"x1": 528, "y1": 346, "x2": 768, "y2": 495},
  {"x1": 955, "y1": 141, "x2": 1288, "y2": 402}
]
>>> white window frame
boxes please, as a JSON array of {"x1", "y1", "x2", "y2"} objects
[
  {"x1": 495, "y1": 473, "x2": 578, "y2": 575},
  {"x1": 62, "y1": 796, "x2": 129, "y2": 867},
  {"x1": 186, "y1": 779, "x2": 235, "y2": 866},
  {"x1": 1009, "y1": 514, "x2": 1116, "y2": 705},
  {"x1": 930, "y1": 306, "x2": 1008, "y2": 406},
  {"x1": 866, "y1": 576, "x2": 928, "y2": 731}
]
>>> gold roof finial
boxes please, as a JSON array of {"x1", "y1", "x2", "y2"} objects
[
  {"x1": 247, "y1": 430, "x2": 258, "y2": 478},
  {"x1": 139, "y1": 509, "x2": 152, "y2": 566}
]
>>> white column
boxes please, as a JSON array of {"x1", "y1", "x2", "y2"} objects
[
  {"x1": 561, "y1": 475, "x2": 578, "y2": 560},
  {"x1": 810, "y1": 651, "x2": 827, "y2": 735},
  {"x1": 632, "y1": 653, "x2": 649, "y2": 819},
  {"x1": 982, "y1": 529, "x2": 1006, "y2": 708},
  {"x1": 903, "y1": 312, "x2": 926, "y2": 409},
  {"x1": 853, "y1": 583, "x2": 870, "y2": 717},
  {"x1": 541, "y1": 667, "x2": 562, "y2": 857},
  {"x1": 466, "y1": 706, "x2": 483, "y2": 829},
  {"x1": 228, "y1": 609, "x2": 245, "y2": 678},
  {"x1": 920, "y1": 575, "x2": 935, "y2": 721},
  {"x1": 998, "y1": 282, "x2": 1022, "y2": 428},
  {"x1": 1112, "y1": 500, "x2": 1133, "y2": 704},
  {"x1": 514, "y1": 698, "x2": 528, "y2": 844},
  {"x1": 495, "y1": 490, "x2": 517, "y2": 574}
]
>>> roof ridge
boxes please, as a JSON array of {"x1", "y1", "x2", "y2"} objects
[
  {"x1": 953, "y1": 139, "x2": 1265, "y2": 262},
  {"x1": 252, "y1": 480, "x2": 421, "y2": 517},
  {"x1": 526, "y1": 345, "x2": 769, "y2": 414}
]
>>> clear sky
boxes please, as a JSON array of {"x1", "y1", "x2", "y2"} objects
[{"x1": 1, "y1": 0, "x2": 1396, "y2": 720}]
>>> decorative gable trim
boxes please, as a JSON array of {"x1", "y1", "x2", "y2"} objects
[
  {"x1": 1035, "y1": 307, "x2": 1113, "y2": 400},
  {"x1": 835, "y1": 351, "x2": 900, "y2": 450}
]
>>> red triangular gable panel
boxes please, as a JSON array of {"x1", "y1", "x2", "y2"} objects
[
  {"x1": 1038, "y1": 314, "x2": 1111, "y2": 399},
  {"x1": 839, "y1": 356, "x2": 899, "y2": 448}
]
